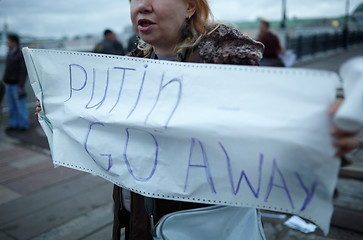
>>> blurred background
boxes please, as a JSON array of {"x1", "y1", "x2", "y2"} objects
[
  {"x1": 0, "y1": 0, "x2": 362, "y2": 57},
  {"x1": 0, "y1": 1, "x2": 363, "y2": 239}
]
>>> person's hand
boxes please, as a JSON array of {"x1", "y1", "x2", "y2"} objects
[
  {"x1": 18, "y1": 87, "x2": 24, "y2": 93},
  {"x1": 35, "y1": 98, "x2": 41, "y2": 117},
  {"x1": 279, "y1": 48, "x2": 285, "y2": 55},
  {"x1": 329, "y1": 100, "x2": 360, "y2": 157}
]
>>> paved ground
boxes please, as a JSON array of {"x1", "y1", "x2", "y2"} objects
[
  {"x1": 0, "y1": 46, "x2": 362, "y2": 240},
  {"x1": 0, "y1": 119, "x2": 114, "y2": 239}
]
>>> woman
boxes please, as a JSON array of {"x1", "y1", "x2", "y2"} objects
[
  {"x1": 127, "y1": 0, "x2": 263, "y2": 64},
  {"x1": 36, "y1": 0, "x2": 359, "y2": 239},
  {"x1": 113, "y1": 0, "x2": 266, "y2": 239}
]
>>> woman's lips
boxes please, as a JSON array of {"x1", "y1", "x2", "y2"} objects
[{"x1": 138, "y1": 19, "x2": 155, "y2": 32}]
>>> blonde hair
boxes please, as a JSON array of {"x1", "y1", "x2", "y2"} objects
[{"x1": 138, "y1": 0, "x2": 215, "y2": 57}]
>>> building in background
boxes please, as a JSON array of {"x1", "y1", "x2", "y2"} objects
[{"x1": 352, "y1": 3, "x2": 363, "y2": 24}]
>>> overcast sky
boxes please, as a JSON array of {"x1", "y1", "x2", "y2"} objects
[{"x1": 0, "y1": 0, "x2": 362, "y2": 38}]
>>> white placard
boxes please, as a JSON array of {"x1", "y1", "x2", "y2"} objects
[{"x1": 23, "y1": 47, "x2": 342, "y2": 235}]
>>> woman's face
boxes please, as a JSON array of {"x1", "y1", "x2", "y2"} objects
[{"x1": 130, "y1": 0, "x2": 195, "y2": 54}]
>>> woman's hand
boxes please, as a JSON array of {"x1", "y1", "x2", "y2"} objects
[
  {"x1": 329, "y1": 100, "x2": 360, "y2": 157},
  {"x1": 35, "y1": 98, "x2": 41, "y2": 117}
]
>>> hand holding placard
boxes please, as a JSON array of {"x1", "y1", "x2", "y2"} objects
[{"x1": 334, "y1": 57, "x2": 363, "y2": 132}]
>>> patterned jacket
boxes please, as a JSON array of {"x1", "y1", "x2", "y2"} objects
[{"x1": 129, "y1": 24, "x2": 264, "y2": 65}]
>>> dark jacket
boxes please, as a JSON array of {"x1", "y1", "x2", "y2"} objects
[
  {"x1": 0, "y1": 81, "x2": 5, "y2": 104},
  {"x1": 257, "y1": 30, "x2": 282, "y2": 59},
  {"x1": 112, "y1": 24, "x2": 264, "y2": 240},
  {"x1": 257, "y1": 30, "x2": 285, "y2": 67},
  {"x1": 2, "y1": 48, "x2": 28, "y2": 88},
  {"x1": 94, "y1": 39, "x2": 125, "y2": 55}
]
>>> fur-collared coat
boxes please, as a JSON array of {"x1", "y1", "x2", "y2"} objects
[{"x1": 129, "y1": 24, "x2": 264, "y2": 65}]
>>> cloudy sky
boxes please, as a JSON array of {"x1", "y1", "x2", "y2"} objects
[{"x1": 0, "y1": 0, "x2": 362, "y2": 38}]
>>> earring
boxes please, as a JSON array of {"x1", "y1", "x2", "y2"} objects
[
  {"x1": 135, "y1": 35, "x2": 140, "y2": 47},
  {"x1": 182, "y1": 16, "x2": 191, "y2": 39}
]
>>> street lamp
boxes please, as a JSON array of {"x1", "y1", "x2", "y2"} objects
[
  {"x1": 281, "y1": 0, "x2": 287, "y2": 29},
  {"x1": 343, "y1": 0, "x2": 350, "y2": 49},
  {"x1": 344, "y1": 0, "x2": 350, "y2": 28}
]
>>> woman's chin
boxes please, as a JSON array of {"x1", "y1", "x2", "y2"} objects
[{"x1": 139, "y1": 35, "x2": 156, "y2": 45}]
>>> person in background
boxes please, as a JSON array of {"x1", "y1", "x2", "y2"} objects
[
  {"x1": 257, "y1": 19, "x2": 285, "y2": 67},
  {"x1": 0, "y1": 81, "x2": 5, "y2": 105},
  {"x1": 93, "y1": 29, "x2": 125, "y2": 55},
  {"x1": 3, "y1": 33, "x2": 28, "y2": 132},
  {"x1": 0, "y1": 81, "x2": 5, "y2": 127}
]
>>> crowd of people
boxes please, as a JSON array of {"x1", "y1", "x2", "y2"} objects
[{"x1": 2, "y1": 0, "x2": 361, "y2": 239}]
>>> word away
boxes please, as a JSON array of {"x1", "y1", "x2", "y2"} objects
[{"x1": 84, "y1": 122, "x2": 318, "y2": 213}]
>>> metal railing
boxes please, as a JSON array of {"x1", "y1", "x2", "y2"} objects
[{"x1": 286, "y1": 29, "x2": 363, "y2": 59}]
